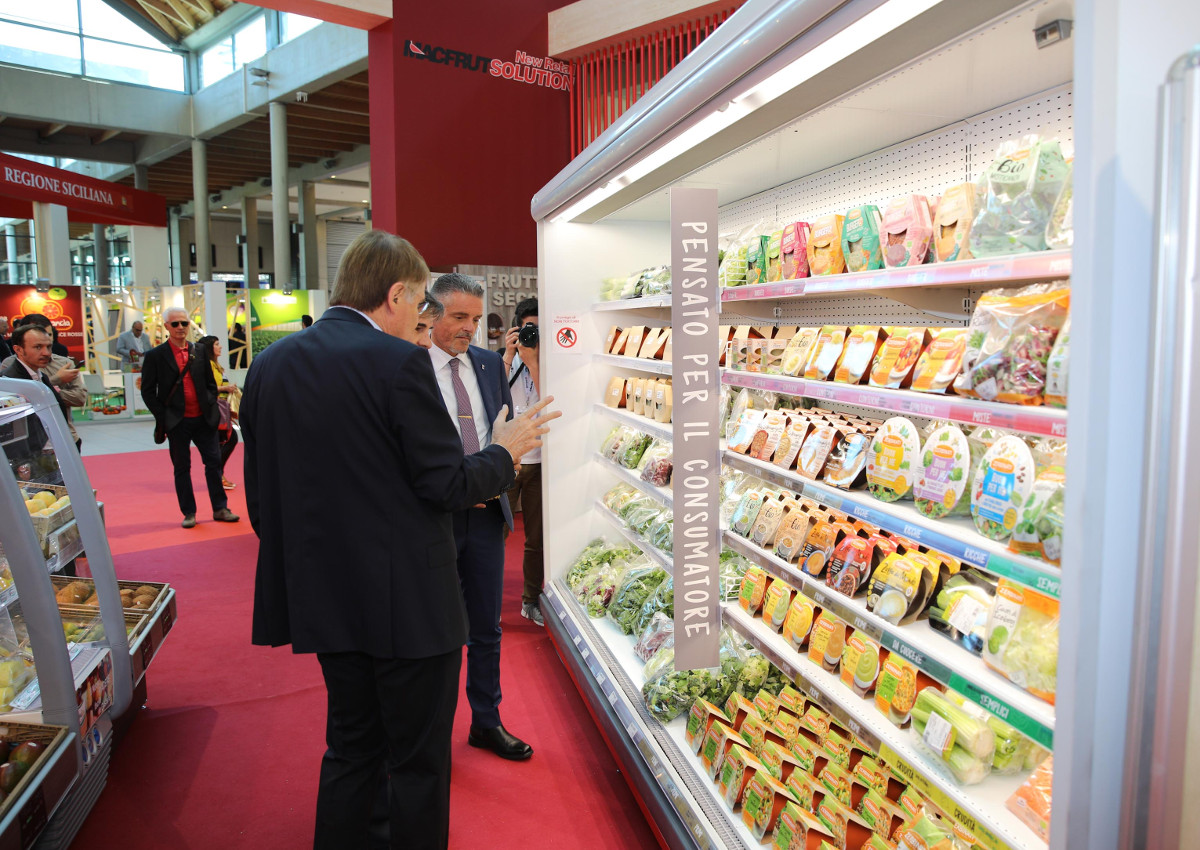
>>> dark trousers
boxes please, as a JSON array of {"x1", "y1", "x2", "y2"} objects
[
  {"x1": 315, "y1": 650, "x2": 460, "y2": 850},
  {"x1": 511, "y1": 463, "x2": 544, "y2": 605},
  {"x1": 219, "y1": 426, "x2": 238, "y2": 474},
  {"x1": 166, "y1": 416, "x2": 226, "y2": 516},
  {"x1": 452, "y1": 502, "x2": 506, "y2": 729}
]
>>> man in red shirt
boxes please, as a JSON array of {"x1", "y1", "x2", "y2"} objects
[{"x1": 141, "y1": 307, "x2": 239, "y2": 528}]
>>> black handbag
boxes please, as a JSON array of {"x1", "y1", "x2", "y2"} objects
[{"x1": 153, "y1": 347, "x2": 192, "y2": 444}]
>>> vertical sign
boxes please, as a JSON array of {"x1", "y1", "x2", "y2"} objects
[{"x1": 671, "y1": 188, "x2": 720, "y2": 670}]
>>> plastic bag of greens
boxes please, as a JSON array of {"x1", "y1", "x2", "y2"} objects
[
  {"x1": 633, "y1": 576, "x2": 674, "y2": 637},
  {"x1": 624, "y1": 501, "x2": 666, "y2": 537},
  {"x1": 617, "y1": 494, "x2": 658, "y2": 526},
  {"x1": 647, "y1": 512, "x2": 674, "y2": 553},
  {"x1": 565, "y1": 539, "x2": 638, "y2": 591},
  {"x1": 968, "y1": 135, "x2": 1069, "y2": 257},
  {"x1": 573, "y1": 560, "x2": 626, "y2": 618},
  {"x1": 600, "y1": 425, "x2": 635, "y2": 460},
  {"x1": 719, "y1": 549, "x2": 752, "y2": 601},
  {"x1": 634, "y1": 612, "x2": 675, "y2": 662},
  {"x1": 642, "y1": 265, "x2": 672, "y2": 296},
  {"x1": 619, "y1": 433, "x2": 654, "y2": 469},
  {"x1": 602, "y1": 482, "x2": 639, "y2": 513},
  {"x1": 608, "y1": 565, "x2": 669, "y2": 634},
  {"x1": 736, "y1": 646, "x2": 771, "y2": 696},
  {"x1": 761, "y1": 663, "x2": 789, "y2": 697}
]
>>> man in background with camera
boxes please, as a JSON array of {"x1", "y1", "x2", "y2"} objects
[
  {"x1": 502, "y1": 298, "x2": 544, "y2": 627},
  {"x1": 428, "y1": 273, "x2": 532, "y2": 762}
]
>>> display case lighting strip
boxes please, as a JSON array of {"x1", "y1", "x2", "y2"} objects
[{"x1": 552, "y1": 0, "x2": 947, "y2": 222}]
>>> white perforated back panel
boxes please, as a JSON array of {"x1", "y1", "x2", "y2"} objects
[{"x1": 719, "y1": 86, "x2": 1073, "y2": 327}]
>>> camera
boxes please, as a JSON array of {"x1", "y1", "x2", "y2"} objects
[{"x1": 518, "y1": 322, "x2": 539, "y2": 348}]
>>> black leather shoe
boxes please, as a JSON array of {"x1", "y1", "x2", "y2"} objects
[{"x1": 468, "y1": 724, "x2": 533, "y2": 761}]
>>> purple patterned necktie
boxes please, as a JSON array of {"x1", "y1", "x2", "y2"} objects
[{"x1": 448, "y1": 357, "x2": 480, "y2": 455}]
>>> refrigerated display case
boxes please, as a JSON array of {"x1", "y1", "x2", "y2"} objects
[
  {"x1": 0, "y1": 377, "x2": 177, "y2": 846},
  {"x1": 533, "y1": 1, "x2": 1200, "y2": 848}
]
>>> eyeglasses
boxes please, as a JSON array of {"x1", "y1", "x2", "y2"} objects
[{"x1": 168, "y1": 320, "x2": 190, "y2": 328}]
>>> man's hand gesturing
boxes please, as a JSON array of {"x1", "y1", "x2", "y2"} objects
[{"x1": 491, "y1": 396, "x2": 561, "y2": 464}]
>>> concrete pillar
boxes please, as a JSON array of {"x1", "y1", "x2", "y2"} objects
[
  {"x1": 241, "y1": 196, "x2": 260, "y2": 287},
  {"x1": 297, "y1": 180, "x2": 318, "y2": 289},
  {"x1": 31, "y1": 202, "x2": 70, "y2": 287},
  {"x1": 130, "y1": 226, "x2": 170, "y2": 293},
  {"x1": 202, "y1": 280, "x2": 229, "y2": 370},
  {"x1": 133, "y1": 164, "x2": 149, "y2": 192},
  {"x1": 4, "y1": 226, "x2": 17, "y2": 285},
  {"x1": 92, "y1": 224, "x2": 109, "y2": 292},
  {"x1": 168, "y1": 211, "x2": 185, "y2": 288},
  {"x1": 269, "y1": 101, "x2": 291, "y2": 289},
  {"x1": 192, "y1": 138, "x2": 211, "y2": 282}
]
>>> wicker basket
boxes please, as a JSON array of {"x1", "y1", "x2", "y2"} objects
[
  {"x1": 0, "y1": 721, "x2": 69, "y2": 820},
  {"x1": 50, "y1": 577, "x2": 168, "y2": 615},
  {"x1": 56, "y1": 604, "x2": 148, "y2": 645}
]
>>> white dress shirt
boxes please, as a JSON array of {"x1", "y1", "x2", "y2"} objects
[
  {"x1": 508, "y1": 353, "x2": 540, "y2": 464},
  {"x1": 427, "y1": 344, "x2": 491, "y2": 450}
]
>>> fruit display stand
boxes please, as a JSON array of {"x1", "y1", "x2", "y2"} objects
[
  {"x1": 0, "y1": 379, "x2": 163, "y2": 847},
  {"x1": 533, "y1": 0, "x2": 1195, "y2": 847},
  {"x1": 0, "y1": 722, "x2": 77, "y2": 850}
]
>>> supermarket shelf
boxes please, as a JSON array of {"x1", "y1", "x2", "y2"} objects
[
  {"x1": 594, "y1": 352, "x2": 673, "y2": 375},
  {"x1": 544, "y1": 581, "x2": 757, "y2": 850},
  {"x1": 722, "y1": 603, "x2": 1047, "y2": 850},
  {"x1": 0, "y1": 402, "x2": 34, "y2": 429},
  {"x1": 127, "y1": 587, "x2": 176, "y2": 686},
  {"x1": 594, "y1": 294, "x2": 672, "y2": 311},
  {"x1": 595, "y1": 453, "x2": 673, "y2": 509},
  {"x1": 593, "y1": 402, "x2": 673, "y2": 442},
  {"x1": 720, "y1": 530, "x2": 1054, "y2": 749},
  {"x1": 0, "y1": 725, "x2": 77, "y2": 850},
  {"x1": 595, "y1": 502, "x2": 672, "y2": 572},
  {"x1": 720, "y1": 251, "x2": 1072, "y2": 303},
  {"x1": 722, "y1": 450, "x2": 1062, "y2": 600},
  {"x1": 721, "y1": 371, "x2": 1068, "y2": 439},
  {"x1": 45, "y1": 520, "x2": 83, "y2": 573}
]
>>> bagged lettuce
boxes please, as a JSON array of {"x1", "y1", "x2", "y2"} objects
[
  {"x1": 608, "y1": 565, "x2": 668, "y2": 634},
  {"x1": 969, "y1": 135, "x2": 1069, "y2": 256}
]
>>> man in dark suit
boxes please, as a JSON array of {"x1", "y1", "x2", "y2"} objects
[
  {"x1": 140, "y1": 307, "x2": 238, "y2": 528},
  {"x1": 242, "y1": 232, "x2": 556, "y2": 849},
  {"x1": 427, "y1": 273, "x2": 532, "y2": 761},
  {"x1": 2, "y1": 325, "x2": 71, "y2": 459}
]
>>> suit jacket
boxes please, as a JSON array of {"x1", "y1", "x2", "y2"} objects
[
  {"x1": 140, "y1": 341, "x2": 220, "y2": 431},
  {"x1": 242, "y1": 307, "x2": 516, "y2": 658},
  {"x1": 431, "y1": 344, "x2": 515, "y2": 530},
  {"x1": 1, "y1": 358, "x2": 70, "y2": 454},
  {"x1": 115, "y1": 330, "x2": 151, "y2": 365}
]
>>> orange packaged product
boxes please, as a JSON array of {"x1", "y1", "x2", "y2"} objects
[
  {"x1": 868, "y1": 328, "x2": 930, "y2": 389},
  {"x1": 1006, "y1": 756, "x2": 1053, "y2": 844},
  {"x1": 807, "y1": 214, "x2": 846, "y2": 276},
  {"x1": 910, "y1": 328, "x2": 970, "y2": 394}
]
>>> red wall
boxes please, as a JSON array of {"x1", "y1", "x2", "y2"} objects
[{"x1": 369, "y1": 2, "x2": 572, "y2": 270}]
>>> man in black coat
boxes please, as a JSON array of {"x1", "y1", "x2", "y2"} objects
[
  {"x1": 1, "y1": 325, "x2": 72, "y2": 460},
  {"x1": 241, "y1": 231, "x2": 556, "y2": 850},
  {"x1": 140, "y1": 306, "x2": 238, "y2": 528}
]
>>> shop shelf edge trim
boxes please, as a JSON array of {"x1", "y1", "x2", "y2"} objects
[
  {"x1": 722, "y1": 450, "x2": 1062, "y2": 600},
  {"x1": 593, "y1": 402, "x2": 674, "y2": 442},
  {"x1": 594, "y1": 453, "x2": 674, "y2": 509},
  {"x1": 720, "y1": 530, "x2": 1054, "y2": 748},
  {"x1": 593, "y1": 352, "x2": 673, "y2": 375},
  {"x1": 722, "y1": 604, "x2": 1045, "y2": 850},
  {"x1": 720, "y1": 250, "x2": 1072, "y2": 302},
  {"x1": 593, "y1": 294, "x2": 672, "y2": 311},
  {"x1": 720, "y1": 371, "x2": 1068, "y2": 439},
  {"x1": 544, "y1": 583, "x2": 749, "y2": 849}
]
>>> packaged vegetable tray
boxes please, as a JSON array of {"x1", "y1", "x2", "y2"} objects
[
  {"x1": 970, "y1": 435, "x2": 1036, "y2": 541},
  {"x1": 984, "y1": 579, "x2": 1058, "y2": 703}
]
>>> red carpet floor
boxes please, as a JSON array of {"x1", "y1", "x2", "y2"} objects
[{"x1": 68, "y1": 447, "x2": 661, "y2": 849}]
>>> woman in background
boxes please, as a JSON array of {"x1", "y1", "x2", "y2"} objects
[{"x1": 197, "y1": 335, "x2": 240, "y2": 490}]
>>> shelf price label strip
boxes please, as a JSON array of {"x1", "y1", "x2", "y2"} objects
[
  {"x1": 721, "y1": 452, "x2": 1061, "y2": 600},
  {"x1": 877, "y1": 744, "x2": 1013, "y2": 850},
  {"x1": 719, "y1": 371, "x2": 1067, "y2": 439},
  {"x1": 721, "y1": 529, "x2": 1053, "y2": 750}
]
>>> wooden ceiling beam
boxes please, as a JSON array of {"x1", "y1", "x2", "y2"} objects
[
  {"x1": 93, "y1": 129, "x2": 122, "y2": 144},
  {"x1": 161, "y1": 0, "x2": 198, "y2": 33},
  {"x1": 179, "y1": 0, "x2": 215, "y2": 21},
  {"x1": 41, "y1": 124, "x2": 68, "y2": 138},
  {"x1": 134, "y1": 0, "x2": 182, "y2": 39}
]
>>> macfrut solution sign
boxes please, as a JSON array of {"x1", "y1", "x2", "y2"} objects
[{"x1": 671, "y1": 188, "x2": 720, "y2": 670}]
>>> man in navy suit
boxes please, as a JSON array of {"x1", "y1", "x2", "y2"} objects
[
  {"x1": 428, "y1": 273, "x2": 532, "y2": 761},
  {"x1": 243, "y1": 234, "x2": 557, "y2": 848}
]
